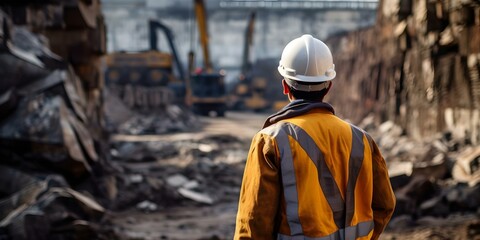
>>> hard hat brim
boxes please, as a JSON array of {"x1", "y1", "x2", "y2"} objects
[{"x1": 278, "y1": 66, "x2": 336, "y2": 83}]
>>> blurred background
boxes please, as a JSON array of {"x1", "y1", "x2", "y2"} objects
[{"x1": 0, "y1": 0, "x2": 479, "y2": 239}]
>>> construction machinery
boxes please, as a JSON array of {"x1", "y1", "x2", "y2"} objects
[
  {"x1": 229, "y1": 12, "x2": 270, "y2": 112},
  {"x1": 104, "y1": 20, "x2": 185, "y2": 110},
  {"x1": 187, "y1": 0, "x2": 227, "y2": 116}
]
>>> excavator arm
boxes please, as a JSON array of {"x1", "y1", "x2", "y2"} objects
[{"x1": 149, "y1": 19, "x2": 185, "y2": 81}]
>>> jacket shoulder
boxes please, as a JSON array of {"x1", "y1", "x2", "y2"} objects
[{"x1": 259, "y1": 122, "x2": 284, "y2": 137}]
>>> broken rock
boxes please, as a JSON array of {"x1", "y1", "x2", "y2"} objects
[
  {"x1": 166, "y1": 174, "x2": 189, "y2": 188},
  {"x1": 178, "y1": 188, "x2": 214, "y2": 205},
  {"x1": 136, "y1": 200, "x2": 158, "y2": 213},
  {"x1": 388, "y1": 161, "x2": 413, "y2": 190},
  {"x1": 452, "y1": 146, "x2": 480, "y2": 186}
]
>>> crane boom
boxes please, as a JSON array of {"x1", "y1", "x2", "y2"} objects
[
  {"x1": 194, "y1": 0, "x2": 212, "y2": 72},
  {"x1": 241, "y1": 11, "x2": 256, "y2": 75}
]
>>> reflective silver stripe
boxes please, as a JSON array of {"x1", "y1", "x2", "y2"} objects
[
  {"x1": 277, "y1": 220, "x2": 374, "y2": 240},
  {"x1": 345, "y1": 125, "x2": 365, "y2": 226},
  {"x1": 344, "y1": 220, "x2": 373, "y2": 239},
  {"x1": 261, "y1": 125, "x2": 303, "y2": 235},
  {"x1": 280, "y1": 123, "x2": 345, "y2": 229},
  {"x1": 263, "y1": 122, "x2": 370, "y2": 239}
]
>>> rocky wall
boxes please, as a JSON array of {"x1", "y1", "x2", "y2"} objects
[{"x1": 326, "y1": 0, "x2": 480, "y2": 143}]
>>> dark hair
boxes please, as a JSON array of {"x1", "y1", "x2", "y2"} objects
[{"x1": 286, "y1": 81, "x2": 329, "y2": 101}]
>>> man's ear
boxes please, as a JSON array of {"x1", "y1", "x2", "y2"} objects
[{"x1": 282, "y1": 79, "x2": 290, "y2": 95}]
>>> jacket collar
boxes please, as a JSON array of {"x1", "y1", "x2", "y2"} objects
[{"x1": 263, "y1": 99, "x2": 335, "y2": 128}]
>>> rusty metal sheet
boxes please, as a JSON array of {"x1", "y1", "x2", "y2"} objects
[
  {"x1": 66, "y1": 107, "x2": 98, "y2": 162},
  {"x1": 17, "y1": 70, "x2": 64, "y2": 95},
  {"x1": 0, "y1": 95, "x2": 92, "y2": 178},
  {"x1": 57, "y1": 188, "x2": 105, "y2": 215},
  {"x1": 0, "y1": 95, "x2": 64, "y2": 143},
  {"x1": 0, "y1": 50, "x2": 48, "y2": 91},
  {"x1": 16, "y1": 69, "x2": 88, "y2": 123},
  {"x1": 64, "y1": 69, "x2": 87, "y2": 122},
  {"x1": 0, "y1": 180, "x2": 47, "y2": 221},
  {"x1": 0, "y1": 186, "x2": 104, "y2": 240},
  {"x1": 7, "y1": 42, "x2": 43, "y2": 68},
  {"x1": 58, "y1": 97, "x2": 92, "y2": 175}
]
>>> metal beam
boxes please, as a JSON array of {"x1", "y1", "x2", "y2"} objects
[{"x1": 219, "y1": 0, "x2": 378, "y2": 10}]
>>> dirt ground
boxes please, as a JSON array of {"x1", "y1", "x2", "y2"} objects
[
  {"x1": 109, "y1": 111, "x2": 479, "y2": 240},
  {"x1": 381, "y1": 215, "x2": 480, "y2": 240},
  {"x1": 109, "y1": 112, "x2": 266, "y2": 240}
]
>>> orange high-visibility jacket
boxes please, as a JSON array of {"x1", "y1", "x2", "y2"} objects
[{"x1": 234, "y1": 100, "x2": 396, "y2": 240}]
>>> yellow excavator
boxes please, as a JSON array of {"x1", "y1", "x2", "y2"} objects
[
  {"x1": 104, "y1": 20, "x2": 185, "y2": 109},
  {"x1": 105, "y1": 1, "x2": 227, "y2": 116},
  {"x1": 187, "y1": 0, "x2": 227, "y2": 117}
]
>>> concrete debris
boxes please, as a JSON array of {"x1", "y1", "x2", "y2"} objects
[
  {"x1": 412, "y1": 153, "x2": 449, "y2": 181},
  {"x1": 110, "y1": 141, "x2": 178, "y2": 162},
  {"x1": 95, "y1": 136, "x2": 246, "y2": 213},
  {"x1": 452, "y1": 146, "x2": 480, "y2": 186},
  {"x1": 388, "y1": 161, "x2": 412, "y2": 191},
  {"x1": 11, "y1": 26, "x2": 63, "y2": 67},
  {"x1": 0, "y1": 95, "x2": 93, "y2": 178},
  {"x1": 104, "y1": 88, "x2": 198, "y2": 135},
  {"x1": 0, "y1": 4, "x2": 113, "y2": 239},
  {"x1": 167, "y1": 174, "x2": 214, "y2": 204},
  {"x1": 367, "y1": 117, "x2": 480, "y2": 224},
  {"x1": 118, "y1": 106, "x2": 197, "y2": 135},
  {"x1": 447, "y1": 183, "x2": 480, "y2": 212},
  {"x1": 128, "y1": 174, "x2": 144, "y2": 184},
  {"x1": 387, "y1": 215, "x2": 414, "y2": 230},
  {"x1": 0, "y1": 167, "x2": 107, "y2": 240},
  {"x1": 109, "y1": 134, "x2": 247, "y2": 209},
  {"x1": 178, "y1": 188, "x2": 214, "y2": 205},
  {"x1": 198, "y1": 143, "x2": 215, "y2": 153},
  {"x1": 0, "y1": 41, "x2": 50, "y2": 91},
  {"x1": 136, "y1": 200, "x2": 158, "y2": 213},
  {"x1": 326, "y1": 0, "x2": 480, "y2": 144},
  {"x1": 183, "y1": 180, "x2": 200, "y2": 189},
  {"x1": 103, "y1": 88, "x2": 133, "y2": 130},
  {"x1": 166, "y1": 174, "x2": 189, "y2": 188}
]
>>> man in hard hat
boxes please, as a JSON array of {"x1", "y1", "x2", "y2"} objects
[{"x1": 234, "y1": 34, "x2": 396, "y2": 240}]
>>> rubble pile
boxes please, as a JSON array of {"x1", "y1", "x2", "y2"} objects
[
  {"x1": 359, "y1": 116, "x2": 480, "y2": 228},
  {"x1": 0, "y1": 166, "x2": 110, "y2": 240},
  {"x1": 326, "y1": 0, "x2": 480, "y2": 235},
  {"x1": 326, "y1": 0, "x2": 480, "y2": 142},
  {"x1": 104, "y1": 89, "x2": 198, "y2": 135},
  {"x1": 108, "y1": 134, "x2": 247, "y2": 211},
  {"x1": 0, "y1": 1, "x2": 209, "y2": 239},
  {"x1": 0, "y1": 3, "x2": 115, "y2": 239}
]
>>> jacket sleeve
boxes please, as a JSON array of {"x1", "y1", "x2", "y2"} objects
[
  {"x1": 234, "y1": 133, "x2": 281, "y2": 240},
  {"x1": 370, "y1": 138, "x2": 396, "y2": 240}
]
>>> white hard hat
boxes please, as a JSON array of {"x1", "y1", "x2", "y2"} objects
[{"x1": 278, "y1": 34, "x2": 336, "y2": 84}]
